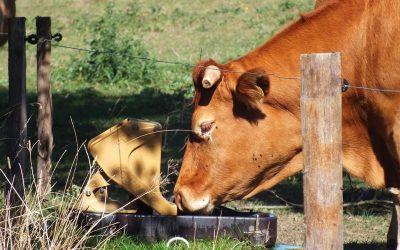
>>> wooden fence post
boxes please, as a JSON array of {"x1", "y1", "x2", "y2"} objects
[
  {"x1": 301, "y1": 53, "x2": 343, "y2": 250},
  {"x1": 36, "y1": 16, "x2": 53, "y2": 197},
  {"x1": 6, "y1": 17, "x2": 27, "y2": 211}
]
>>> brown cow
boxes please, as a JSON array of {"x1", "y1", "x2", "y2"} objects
[
  {"x1": 315, "y1": 0, "x2": 331, "y2": 8},
  {"x1": 0, "y1": 0, "x2": 16, "y2": 46},
  {"x1": 174, "y1": 0, "x2": 400, "y2": 247}
]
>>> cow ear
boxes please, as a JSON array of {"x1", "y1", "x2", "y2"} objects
[{"x1": 235, "y1": 69, "x2": 269, "y2": 110}]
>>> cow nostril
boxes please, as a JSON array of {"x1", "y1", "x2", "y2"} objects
[{"x1": 174, "y1": 188, "x2": 212, "y2": 213}]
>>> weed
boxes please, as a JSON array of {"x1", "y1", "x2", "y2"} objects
[{"x1": 67, "y1": 3, "x2": 156, "y2": 91}]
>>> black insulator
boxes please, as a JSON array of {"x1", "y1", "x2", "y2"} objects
[
  {"x1": 342, "y1": 79, "x2": 350, "y2": 92},
  {"x1": 52, "y1": 33, "x2": 63, "y2": 42},
  {"x1": 25, "y1": 34, "x2": 38, "y2": 45}
]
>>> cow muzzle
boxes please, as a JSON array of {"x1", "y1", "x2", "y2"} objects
[{"x1": 174, "y1": 187, "x2": 214, "y2": 214}]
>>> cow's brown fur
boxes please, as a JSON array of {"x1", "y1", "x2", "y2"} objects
[
  {"x1": 175, "y1": 0, "x2": 400, "y2": 215},
  {"x1": 315, "y1": 0, "x2": 331, "y2": 8},
  {"x1": 0, "y1": 0, "x2": 16, "y2": 46}
]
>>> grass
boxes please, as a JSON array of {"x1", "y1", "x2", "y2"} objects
[
  {"x1": 0, "y1": 153, "x2": 115, "y2": 249},
  {"x1": 99, "y1": 235, "x2": 263, "y2": 250},
  {"x1": 0, "y1": 0, "x2": 394, "y2": 249}
]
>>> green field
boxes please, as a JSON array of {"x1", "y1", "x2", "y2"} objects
[{"x1": 0, "y1": 0, "x2": 393, "y2": 249}]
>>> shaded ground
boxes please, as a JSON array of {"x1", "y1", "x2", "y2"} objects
[
  {"x1": 0, "y1": 86, "x2": 191, "y2": 190},
  {"x1": 227, "y1": 176, "x2": 392, "y2": 247}
]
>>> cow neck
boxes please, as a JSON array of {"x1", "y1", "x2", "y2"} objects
[{"x1": 233, "y1": 0, "x2": 366, "y2": 116}]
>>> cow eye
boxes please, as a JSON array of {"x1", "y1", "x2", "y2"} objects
[{"x1": 200, "y1": 121, "x2": 215, "y2": 134}]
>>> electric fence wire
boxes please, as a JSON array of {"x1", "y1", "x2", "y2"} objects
[
  {"x1": 49, "y1": 41, "x2": 300, "y2": 80},
  {"x1": 49, "y1": 42, "x2": 400, "y2": 92},
  {"x1": 4, "y1": 38, "x2": 400, "y2": 93},
  {"x1": 346, "y1": 85, "x2": 400, "y2": 94}
]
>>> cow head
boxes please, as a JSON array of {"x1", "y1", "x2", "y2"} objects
[{"x1": 174, "y1": 59, "x2": 303, "y2": 214}]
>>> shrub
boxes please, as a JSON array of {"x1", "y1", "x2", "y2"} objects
[{"x1": 70, "y1": 3, "x2": 156, "y2": 91}]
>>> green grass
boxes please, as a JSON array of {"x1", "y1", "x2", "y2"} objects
[
  {"x1": 98, "y1": 235, "x2": 263, "y2": 250},
  {"x1": 0, "y1": 0, "x2": 393, "y2": 248},
  {"x1": 0, "y1": 0, "x2": 315, "y2": 90}
]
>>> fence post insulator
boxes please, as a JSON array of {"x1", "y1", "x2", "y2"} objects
[{"x1": 342, "y1": 79, "x2": 350, "y2": 92}]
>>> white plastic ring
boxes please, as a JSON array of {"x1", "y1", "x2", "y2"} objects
[{"x1": 166, "y1": 237, "x2": 190, "y2": 248}]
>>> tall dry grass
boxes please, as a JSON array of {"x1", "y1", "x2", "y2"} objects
[
  {"x1": 0, "y1": 121, "x2": 180, "y2": 249},
  {"x1": 0, "y1": 136, "x2": 116, "y2": 250}
]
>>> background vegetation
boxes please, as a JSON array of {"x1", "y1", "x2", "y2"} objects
[{"x1": 0, "y1": 0, "x2": 392, "y2": 249}]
